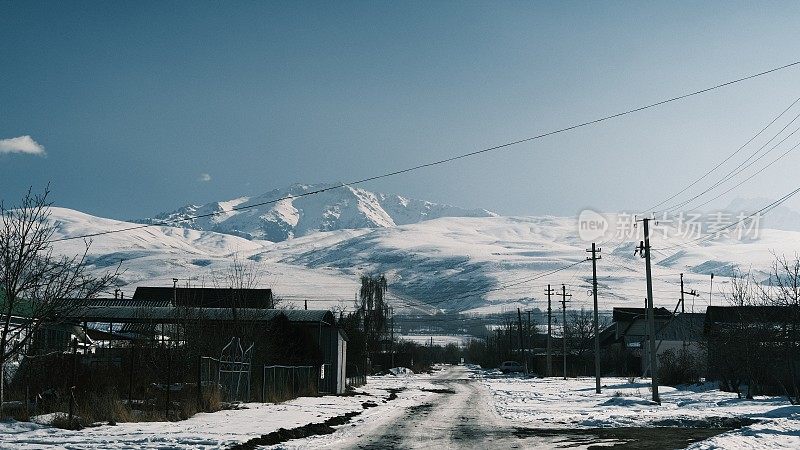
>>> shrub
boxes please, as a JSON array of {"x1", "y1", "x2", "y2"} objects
[{"x1": 658, "y1": 349, "x2": 700, "y2": 386}]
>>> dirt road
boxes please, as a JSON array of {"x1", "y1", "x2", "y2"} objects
[
  {"x1": 345, "y1": 365, "x2": 542, "y2": 449},
  {"x1": 340, "y1": 366, "x2": 732, "y2": 450}
]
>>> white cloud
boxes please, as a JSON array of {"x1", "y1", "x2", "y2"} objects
[
  {"x1": 199, "y1": 173, "x2": 212, "y2": 182},
  {"x1": 0, "y1": 135, "x2": 46, "y2": 156}
]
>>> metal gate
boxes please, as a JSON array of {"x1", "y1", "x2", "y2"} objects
[{"x1": 200, "y1": 337, "x2": 253, "y2": 403}]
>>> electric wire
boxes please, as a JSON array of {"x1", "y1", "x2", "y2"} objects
[{"x1": 51, "y1": 61, "x2": 800, "y2": 243}]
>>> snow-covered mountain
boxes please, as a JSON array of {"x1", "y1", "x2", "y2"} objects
[
  {"x1": 50, "y1": 206, "x2": 800, "y2": 315},
  {"x1": 138, "y1": 183, "x2": 496, "y2": 242}
]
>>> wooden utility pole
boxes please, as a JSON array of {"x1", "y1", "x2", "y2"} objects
[
  {"x1": 390, "y1": 307, "x2": 395, "y2": 368},
  {"x1": 587, "y1": 243, "x2": 602, "y2": 394},
  {"x1": 679, "y1": 273, "x2": 700, "y2": 314},
  {"x1": 560, "y1": 284, "x2": 571, "y2": 380},
  {"x1": 68, "y1": 338, "x2": 78, "y2": 424},
  {"x1": 636, "y1": 218, "x2": 660, "y2": 404},
  {"x1": 679, "y1": 273, "x2": 699, "y2": 352},
  {"x1": 517, "y1": 308, "x2": 527, "y2": 374},
  {"x1": 545, "y1": 285, "x2": 555, "y2": 377},
  {"x1": 527, "y1": 310, "x2": 532, "y2": 375},
  {"x1": 709, "y1": 273, "x2": 715, "y2": 307}
]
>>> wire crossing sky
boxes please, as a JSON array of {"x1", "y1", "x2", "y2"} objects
[
  {"x1": 50, "y1": 60, "x2": 800, "y2": 242},
  {"x1": 2, "y1": 2, "x2": 800, "y2": 218}
]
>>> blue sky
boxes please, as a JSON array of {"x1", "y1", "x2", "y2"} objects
[{"x1": 2, "y1": 1, "x2": 799, "y2": 219}]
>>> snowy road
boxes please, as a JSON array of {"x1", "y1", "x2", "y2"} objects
[
  {"x1": 1, "y1": 366, "x2": 797, "y2": 449},
  {"x1": 344, "y1": 366, "x2": 524, "y2": 449}
]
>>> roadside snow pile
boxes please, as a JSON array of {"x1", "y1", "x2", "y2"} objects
[
  {"x1": 600, "y1": 396, "x2": 658, "y2": 407},
  {"x1": 388, "y1": 367, "x2": 414, "y2": 376},
  {"x1": 686, "y1": 405, "x2": 800, "y2": 450},
  {"x1": 0, "y1": 372, "x2": 441, "y2": 449},
  {"x1": 481, "y1": 372, "x2": 800, "y2": 447}
]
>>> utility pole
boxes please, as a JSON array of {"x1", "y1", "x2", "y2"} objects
[
  {"x1": 545, "y1": 285, "x2": 554, "y2": 377},
  {"x1": 587, "y1": 243, "x2": 602, "y2": 394},
  {"x1": 636, "y1": 218, "x2": 660, "y2": 404},
  {"x1": 679, "y1": 273, "x2": 700, "y2": 352},
  {"x1": 390, "y1": 307, "x2": 395, "y2": 368},
  {"x1": 560, "y1": 284, "x2": 571, "y2": 380},
  {"x1": 709, "y1": 273, "x2": 715, "y2": 307},
  {"x1": 517, "y1": 308, "x2": 527, "y2": 374},
  {"x1": 679, "y1": 273, "x2": 700, "y2": 314},
  {"x1": 527, "y1": 310, "x2": 532, "y2": 375},
  {"x1": 506, "y1": 318, "x2": 513, "y2": 357}
]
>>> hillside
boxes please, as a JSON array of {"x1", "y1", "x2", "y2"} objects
[{"x1": 49, "y1": 207, "x2": 800, "y2": 314}]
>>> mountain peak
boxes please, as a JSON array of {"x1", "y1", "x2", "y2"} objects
[{"x1": 140, "y1": 183, "x2": 496, "y2": 242}]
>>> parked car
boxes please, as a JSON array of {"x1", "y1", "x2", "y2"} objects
[{"x1": 498, "y1": 361, "x2": 524, "y2": 373}]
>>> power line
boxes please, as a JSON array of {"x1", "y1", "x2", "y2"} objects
[
  {"x1": 52, "y1": 60, "x2": 800, "y2": 243},
  {"x1": 686, "y1": 138, "x2": 800, "y2": 212},
  {"x1": 657, "y1": 110, "x2": 800, "y2": 214},
  {"x1": 641, "y1": 96, "x2": 800, "y2": 214},
  {"x1": 654, "y1": 183, "x2": 800, "y2": 251},
  {"x1": 421, "y1": 260, "x2": 588, "y2": 307}
]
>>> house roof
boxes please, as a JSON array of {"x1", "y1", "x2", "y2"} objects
[
  {"x1": 612, "y1": 307, "x2": 673, "y2": 322},
  {"x1": 57, "y1": 306, "x2": 335, "y2": 326},
  {"x1": 705, "y1": 305, "x2": 799, "y2": 325},
  {"x1": 656, "y1": 313, "x2": 706, "y2": 340},
  {"x1": 86, "y1": 298, "x2": 170, "y2": 308},
  {"x1": 132, "y1": 287, "x2": 273, "y2": 308}
]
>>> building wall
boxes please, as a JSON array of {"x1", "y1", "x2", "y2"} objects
[
  {"x1": 640, "y1": 339, "x2": 705, "y2": 376},
  {"x1": 337, "y1": 333, "x2": 347, "y2": 394}
]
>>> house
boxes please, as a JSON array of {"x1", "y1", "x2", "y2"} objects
[
  {"x1": 601, "y1": 307, "x2": 706, "y2": 376},
  {"x1": 704, "y1": 305, "x2": 800, "y2": 395},
  {"x1": 31, "y1": 295, "x2": 349, "y2": 396}
]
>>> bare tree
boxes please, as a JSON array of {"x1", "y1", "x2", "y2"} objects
[
  {"x1": 0, "y1": 187, "x2": 119, "y2": 410},
  {"x1": 759, "y1": 253, "x2": 800, "y2": 403},
  {"x1": 211, "y1": 254, "x2": 280, "y2": 311},
  {"x1": 565, "y1": 308, "x2": 606, "y2": 375}
]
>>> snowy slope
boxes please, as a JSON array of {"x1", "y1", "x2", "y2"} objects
[
  {"x1": 138, "y1": 183, "x2": 496, "y2": 242},
  {"x1": 50, "y1": 208, "x2": 800, "y2": 315}
]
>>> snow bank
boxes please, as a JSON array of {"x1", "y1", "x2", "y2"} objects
[
  {"x1": 482, "y1": 371, "x2": 800, "y2": 447},
  {"x1": 388, "y1": 367, "x2": 414, "y2": 376}
]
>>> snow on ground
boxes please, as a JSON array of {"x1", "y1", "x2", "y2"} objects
[
  {"x1": 1, "y1": 368, "x2": 798, "y2": 449},
  {"x1": 0, "y1": 372, "x2": 442, "y2": 449},
  {"x1": 482, "y1": 372, "x2": 800, "y2": 448}
]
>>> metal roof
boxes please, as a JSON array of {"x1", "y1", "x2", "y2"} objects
[
  {"x1": 612, "y1": 307, "x2": 673, "y2": 322},
  {"x1": 58, "y1": 306, "x2": 335, "y2": 325},
  {"x1": 705, "y1": 305, "x2": 798, "y2": 326},
  {"x1": 132, "y1": 287, "x2": 273, "y2": 308}
]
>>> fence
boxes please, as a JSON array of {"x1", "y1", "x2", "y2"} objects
[
  {"x1": 199, "y1": 338, "x2": 253, "y2": 403},
  {"x1": 261, "y1": 365, "x2": 316, "y2": 402},
  {"x1": 345, "y1": 364, "x2": 367, "y2": 389},
  {"x1": 346, "y1": 374, "x2": 366, "y2": 388}
]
